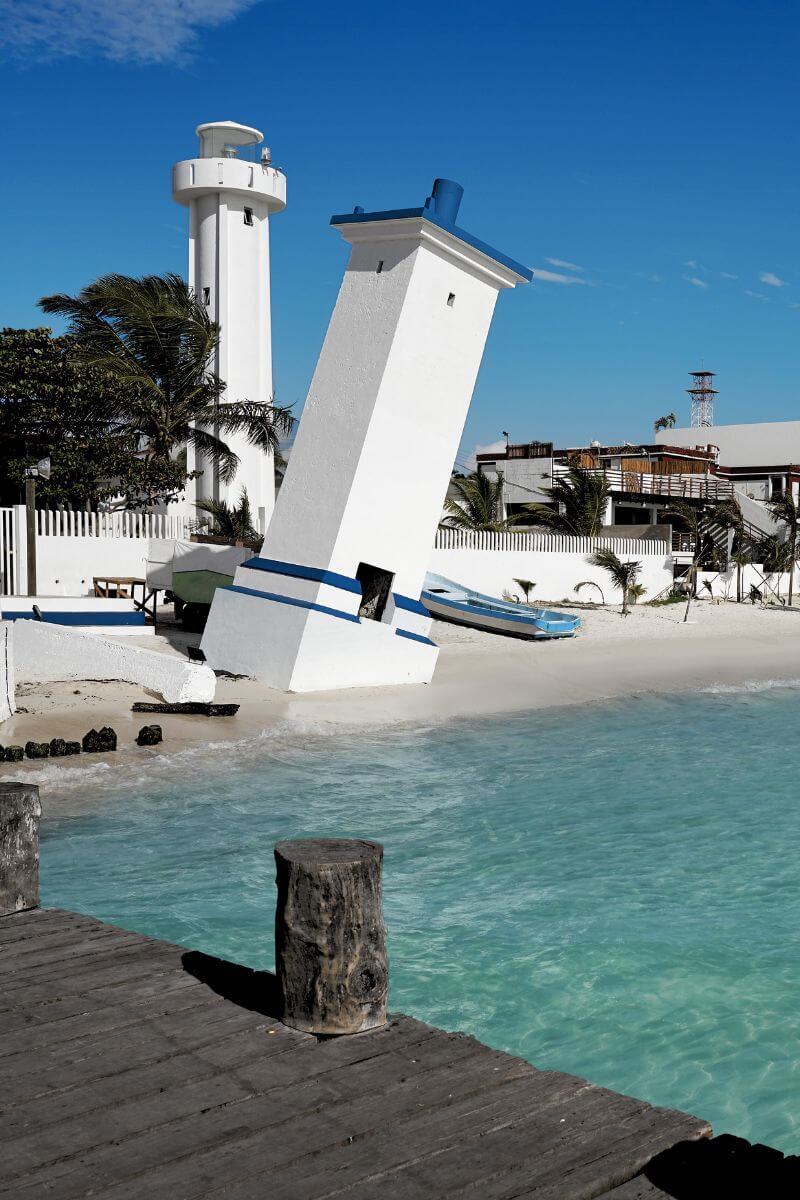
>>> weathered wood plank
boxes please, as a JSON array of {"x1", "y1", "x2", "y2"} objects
[{"x1": 0, "y1": 911, "x2": 717, "y2": 1200}]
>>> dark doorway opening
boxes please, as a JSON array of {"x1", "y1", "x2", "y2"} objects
[{"x1": 356, "y1": 562, "x2": 394, "y2": 622}]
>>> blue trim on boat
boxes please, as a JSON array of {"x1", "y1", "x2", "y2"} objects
[
  {"x1": 1, "y1": 611, "x2": 146, "y2": 626},
  {"x1": 421, "y1": 590, "x2": 548, "y2": 627},
  {"x1": 241, "y1": 557, "x2": 362, "y2": 595},
  {"x1": 225, "y1": 584, "x2": 361, "y2": 624},
  {"x1": 395, "y1": 628, "x2": 436, "y2": 647},
  {"x1": 392, "y1": 592, "x2": 430, "y2": 616}
]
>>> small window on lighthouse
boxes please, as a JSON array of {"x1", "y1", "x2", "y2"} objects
[
  {"x1": 376, "y1": 260, "x2": 384, "y2": 273},
  {"x1": 243, "y1": 207, "x2": 254, "y2": 226},
  {"x1": 447, "y1": 293, "x2": 456, "y2": 307},
  {"x1": 202, "y1": 288, "x2": 210, "y2": 306}
]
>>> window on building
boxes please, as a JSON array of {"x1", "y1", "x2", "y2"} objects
[
  {"x1": 243, "y1": 207, "x2": 254, "y2": 226},
  {"x1": 202, "y1": 287, "x2": 210, "y2": 306},
  {"x1": 770, "y1": 475, "x2": 784, "y2": 499},
  {"x1": 447, "y1": 293, "x2": 456, "y2": 307},
  {"x1": 356, "y1": 563, "x2": 394, "y2": 622},
  {"x1": 377, "y1": 260, "x2": 384, "y2": 273}
]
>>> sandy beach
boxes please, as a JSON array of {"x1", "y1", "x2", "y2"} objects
[{"x1": 4, "y1": 600, "x2": 800, "y2": 784}]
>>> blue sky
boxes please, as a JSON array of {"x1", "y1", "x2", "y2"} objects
[{"x1": 2, "y1": 0, "x2": 799, "y2": 462}]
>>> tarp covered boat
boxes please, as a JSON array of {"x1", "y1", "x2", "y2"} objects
[{"x1": 422, "y1": 573, "x2": 580, "y2": 639}]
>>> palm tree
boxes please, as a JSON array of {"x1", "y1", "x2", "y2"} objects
[
  {"x1": 441, "y1": 472, "x2": 524, "y2": 531},
  {"x1": 39, "y1": 273, "x2": 294, "y2": 500},
  {"x1": 574, "y1": 580, "x2": 605, "y2": 605},
  {"x1": 587, "y1": 548, "x2": 642, "y2": 615},
  {"x1": 663, "y1": 499, "x2": 724, "y2": 623},
  {"x1": 628, "y1": 582, "x2": 647, "y2": 604},
  {"x1": 654, "y1": 412, "x2": 677, "y2": 435},
  {"x1": 195, "y1": 488, "x2": 259, "y2": 544},
  {"x1": 525, "y1": 462, "x2": 611, "y2": 536},
  {"x1": 730, "y1": 547, "x2": 750, "y2": 603},
  {"x1": 767, "y1": 490, "x2": 800, "y2": 605},
  {"x1": 513, "y1": 578, "x2": 535, "y2": 603},
  {"x1": 759, "y1": 534, "x2": 792, "y2": 603}
]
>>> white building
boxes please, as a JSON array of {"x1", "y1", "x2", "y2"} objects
[
  {"x1": 201, "y1": 178, "x2": 531, "y2": 690},
  {"x1": 172, "y1": 121, "x2": 286, "y2": 531},
  {"x1": 656, "y1": 422, "x2": 800, "y2": 503}
]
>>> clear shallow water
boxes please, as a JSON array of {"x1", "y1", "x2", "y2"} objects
[{"x1": 35, "y1": 686, "x2": 800, "y2": 1152}]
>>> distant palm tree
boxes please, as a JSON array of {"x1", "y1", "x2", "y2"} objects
[
  {"x1": 628, "y1": 582, "x2": 647, "y2": 604},
  {"x1": 574, "y1": 580, "x2": 606, "y2": 605},
  {"x1": 587, "y1": 548, "x2": 642, "y2": 616},
  {"x1": 525, "y1": 462, "x2": 611, "y2": 536},
  {"x1": 663, "y1": 500, "x2": 717, "y2": 622},
  {"x1": 759, "y1": 534, "x2": 792, "y2": 602},
  {"x1": 441, "y1": 472, "x2": 524, "y2": 531},
  {"x1": 513, "y1": 578, "x2": 535, "y2": 603},
  {"x1": 767, "y1": 490, "x2": 800, "y2": 605},
  {"x1": 730, "y1": 547, "x2": 750, "y2": 603},
  {"x1": 195, "y1": 488, "x2": 259, "y2": 544},
  {"x1": 39, "y1": 273, "x2": 294, "y2": 496},
  {"x1": 654, "y1": 412, "x2": 677, "y2": 435}
]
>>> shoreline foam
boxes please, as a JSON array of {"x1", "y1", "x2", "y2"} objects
[{"x1": 3, "y1": 601, "x2": 800, "y2": 802}]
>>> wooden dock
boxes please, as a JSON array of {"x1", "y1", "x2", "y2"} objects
[
  {"x1": 4, "y1": 904, "x2": 782, "y2": 1200},
  {"x1": 2, "y1": 799, "x2": 799, "y2": 1199}
]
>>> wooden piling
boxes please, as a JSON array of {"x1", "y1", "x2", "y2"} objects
[
  {"x1": 0, "y1": 782, "x2": 41, "y2": 916},
  {"x1": 274, "y1": 838, "x2": 387, "y2": 1035}
]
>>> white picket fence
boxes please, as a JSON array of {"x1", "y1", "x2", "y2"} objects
[
  {"x1": 434, "y1": 527, "x2": 670, "y2": 557},
  {"x1": 36, "y1": 509, "x2": 192, "y2": 540},
  {"x1": 0, "y1": 508, "x2": 16, "y2": 596}
]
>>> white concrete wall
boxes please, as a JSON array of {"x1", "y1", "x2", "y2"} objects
[
  {"x1": 0, "y1": 623, "x2": 15, "y2": 724},
  {"x1": 36, "y1": 536, "x2": 150, "y2": 596},
  {"x1": 656, "y1": 421, "x2": 800, "y2": 467},
  {"x1": 13, "y1": 621, "x2": 215, "y2": 703},
  {"x1": 429, "y1": 533, "x2": 673, "y2": 604},
  {"x1": 696, "y1": 564, "x2": 794, "y2": 601}
]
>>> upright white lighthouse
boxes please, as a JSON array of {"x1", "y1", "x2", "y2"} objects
[
  {"x1": 172, "y1": 121, "x2": 286, "y2": 529},
  {"x1": 201, "y1": 178, "x2": 531, "y2": 691}
]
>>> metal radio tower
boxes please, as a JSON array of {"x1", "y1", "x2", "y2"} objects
[{"x1": 688, "y1": 370, "x2": 717, "y2": 427}]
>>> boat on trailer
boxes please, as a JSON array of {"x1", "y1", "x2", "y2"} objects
[{"x1": 422, "y1": 573, "x2": 580, "y2": 639}]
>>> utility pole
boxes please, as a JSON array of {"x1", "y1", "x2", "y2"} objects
[{"x1": 25, "y1": 472, "x2": 37, "y2": 597}]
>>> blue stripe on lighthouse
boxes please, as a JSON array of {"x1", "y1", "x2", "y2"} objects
[{"x1": 241, "y1": 557, "x2": 362, "y2": 594}]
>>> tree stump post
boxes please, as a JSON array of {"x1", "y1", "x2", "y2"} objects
[
  {"x1": 274, "y1": 838, "x2": 387, "y2": 1035},
  {"x1": 0, "y1": 783, "x2": 42, "y2": 916}
]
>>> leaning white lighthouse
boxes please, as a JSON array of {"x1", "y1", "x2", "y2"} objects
[
  {"x1": 172, "y1": 121, "x2": 286, "y2": 529},
  {"x1": 201, "y1": 177, "x2": 531, "y2": 692}
]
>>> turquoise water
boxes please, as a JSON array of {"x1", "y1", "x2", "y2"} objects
[{"x1": 33, "y1": 685, "x2": 800, "y2": 1152}]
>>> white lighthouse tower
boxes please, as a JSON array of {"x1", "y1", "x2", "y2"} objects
[
  {"x1": 201, "y1": 178, "x2": 531, "y2": 691},
  {"x1": 172, "y1": 121, "x2": 286, "y2": 529}
]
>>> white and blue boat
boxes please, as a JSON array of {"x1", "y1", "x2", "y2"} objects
[{"x1": 422, "y1": 573, "x2": 580, "y2": 639}]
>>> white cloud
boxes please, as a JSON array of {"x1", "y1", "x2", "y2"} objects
[
  {"x1": 760, "y1": 271, "x2": 787, "y2": 288},
  {"x1": 686, "y1": 277, "x2": 709, "y2": 290},
  {"x1": 533, "y1": 268, "x2": 588, "y2": 285},
  {"x1": 684, "y1": 259, "x2": 698, "y2": 269},
  {"x1": 745, "y1": 290, "x2": 767, "y2": 300},
  {"x1": 720, "y1": 272, "x2": 739, "y2": 280},
  {"x1": 546, "y1": 257, "x2": 583, "y2": 272},
  {"x1": 0, "y1": 0, "x2": 264, "y2": 64}
]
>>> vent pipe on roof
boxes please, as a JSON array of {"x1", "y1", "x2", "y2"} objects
[{"x1": 425, "y1": 178, "x2": 464, "y2": 226}]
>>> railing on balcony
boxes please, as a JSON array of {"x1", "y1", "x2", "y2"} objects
[
  {"x1": 672, "y1": 531, "x2": 696, "y2": 554},
  {"x1": 553, "y1": 463, "x2": 733, "y2": 501}
]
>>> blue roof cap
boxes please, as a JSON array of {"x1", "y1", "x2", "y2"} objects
[{"x1": 331, "y1": 178, "x2": 533, "y2": 282}]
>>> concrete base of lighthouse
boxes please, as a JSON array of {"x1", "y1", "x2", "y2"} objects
[{"x1": 201, "y1": 560, "x2": 437, "y2": 692}]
